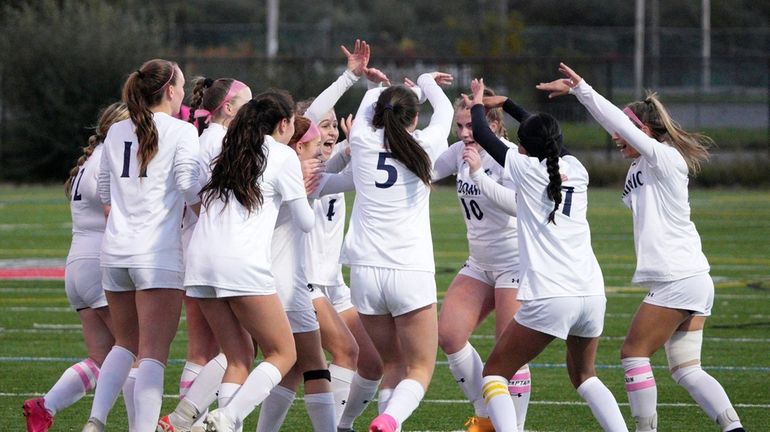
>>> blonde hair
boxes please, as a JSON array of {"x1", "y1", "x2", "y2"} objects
[
  {"x1": 453, "y1": 87, "x2": 508, "y2": 139},
  {"x1": 64, "y1": 102, "x2": 129, "y2": 196},
  {"x1": 627, "y1": 92, "x2": 712, "y2": 174}
]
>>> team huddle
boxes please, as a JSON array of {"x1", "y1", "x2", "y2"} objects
[{"x1": 22, "y1": 40, "x2": 746, "y2": 432}]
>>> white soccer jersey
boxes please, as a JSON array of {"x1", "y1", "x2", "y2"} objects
[
  {"x1": 504, "y1": 151, "x2": 604, "y2": 300},
  {"x1": 433, "y1": 140, "x2": 519, "y2": 271},
  {"x1": 341, "y1": 74, "x2": 453, "y2": 271},
  {"x1": 181, "y1": 123, "x2": 227, "y2": 245},
  {"x1": 67, "y1": 145, "x2": 106, "y2": 263},
  {"x1": 571, "y1": 80, "x2": 710, "y2": 283},
  {"x1": 303, "y1": 193, "x2": 346, "y2": 286},
  {"x1": 184, "y1": 137, "x2": 306, "y2": 292},
  {"x1": 98, "y1": 113, "x2": 201, "y2": 271}
]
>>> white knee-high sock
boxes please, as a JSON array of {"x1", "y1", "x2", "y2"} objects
[
  {"x1": 673, "y1": 366, "x2": 743, "y2": 431},
  {"x1": 577, "y1": 376, "x2": 628, "y2": 432},
  {"x1": 122, "y1": 367, "x2": 138, "y2": 432},
  {"x1": 134, "y1": 358, "x2": 166, "y2": 432},
  {"x1": 179, "y1": 361, "x2": 204, "y2": 399},
  {"x1": 218, "y1": 382, "x2": 241, "y2": 408},
  {"x1": 382, "y1": 379, "x2": 425, "y2": 427},
  {"x1": 623, "y1": 357, "x2": 657, "y2": 432},
  {"x1": 255, "y1": 385, "x2": 295, "y2": 432},
  {"x1": 482, "y1": 375, "x2": 517, "y2": 432},
  {"x1": 44, "y1": 358, "x2": 100, "y2": 415},
  {"x1": 89, "y1": 345, "x2": 135, "y2": 423},
  {"x1": 377, "y1": 388, "x2": 392, "y2": 414},
  {"x1": 184, "y1": 353, "x2": 227, "y2": 415},
  {"x1": 338, "y1": 373, "x2": 381, "y2": 429},
  {"x1": 446, "y1": 342, "x2": 486, "y2": 417},
  {"x1": 509, "y1": 364, "x2": 532, "y2": 430},
  {"x1": 329, "y1": 364, "x2": 355, "y2": 423},
  {"x1": 305, "y1": 392, "x2": 337, "y2": 431},
  {"x1": 223, "y1": 362, "x2": 282, "y2": 424}
]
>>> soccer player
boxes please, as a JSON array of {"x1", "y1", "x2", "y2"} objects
[
  {"x1": 432, "y1": 87, "x2": 531, "y2": 432},
  {"x1": 538, "y1": 62, "x2": 745, "y2": 432},
  {"x1": 23, "y1": 103, "x2": 128, "y2": 432},
  {"x1": 183, "y1": 90, "x2": 309, "y2": 432},
  {"x1": 341, "y1": 72, "x2": 453, "y2": 432},
  {"x1": 83, "y1": 59, "x2": 201, "y2": 432},
  {"x1": 466, "y1": 78, "x2": 627, "y2": 432},
  {"x1": 158, "y1": 76, "x2": 252, "y2": 432},
  {"x1": 298, "y1": 39, "x2": 385, "y2": 431},
  {"x1": 253, "y1": 116, "x2": 336, "y2": 432}
]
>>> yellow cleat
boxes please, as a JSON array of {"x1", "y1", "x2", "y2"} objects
[{"x1": 464, "y1": 416, "x2": 495, "y2": 432}]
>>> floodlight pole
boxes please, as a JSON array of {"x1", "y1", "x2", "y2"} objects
[
  {"x1": 702, "y1": 0, "x2": 711, "y2": 92},
  {"x1": 634, "y1": 0, "x2": 646, "y2": 99},
  {"x1": 267, "y1": 0, "x2": 279, "y2": 59}
]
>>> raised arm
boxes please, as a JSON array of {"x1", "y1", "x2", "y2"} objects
[
  {"x1": 460, "y1": 82, "x2": 507, "y2": 168},
  {"x1": 350, "y1": 86, "x2": 386, "y2": 136},
  {"x1": 305, "y1": 40, "x2": 369, "y2": 123},
  {"x1": 431, "y1": 143, "x2": 459, "y2": 182},
  {"x1": 537, "y1": 62, "x2": 659, "y2": 159},
  {"x1": 414, "y1": 72, "x2": 454, "y2": 157},
  {"x1": 174, "y1": 125, "x2": 203, "y2": 207}
]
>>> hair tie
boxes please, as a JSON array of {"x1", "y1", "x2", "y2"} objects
[
  {"x1": 203, "y1": 77, "x2": 214, "y2": 87},
  {"x1": 136, "y1": 70, "x2": 144, "y2": 79},
  {"x1": 193, "y1": 108, "x2": 212, "y2": 124},
  {"x1": 384, "y1": 103, "x2": 394, "y2": 111}
]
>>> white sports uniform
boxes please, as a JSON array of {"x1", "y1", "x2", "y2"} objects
[
  {"x1": 302, "y1": 71, "x2": 360, "y2": 313},
  {"x1": 503, "y1": 149, "x2": 606, "y2": 339},
  {"x1": 184, "y1": 136, "x2": 307, "y2": 300},
  {"x1": 572, "y1": 80, "x2": 713, "y2": 315},
  {"x1": 343, "y1": 73, "x2": 453, "y2": 316},
  {"x1": 433, "y1": 140, "x2": 520, "y2": 288},
  {"x1": 181, "y1": 123, "x2": 226, "y2": 252},
  {"x1": 65, "y1": 145, "x2": 108, "y2": 310},
  {"x1": 98, "y1": 113, "x2": 200, "y2": 291}
]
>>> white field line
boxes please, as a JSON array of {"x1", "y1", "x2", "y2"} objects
[
  {"x1": 0, "y1": 356, "x2": 767, "y2": 372},
  {"x1": 468, "y1": 334, "x2": 770, "y2": 343},
  {"x1": 0, "y1": 391, "x2": 767, "y2": 409},
  {"x1": 2, "y1": 306, "x2": 72, "y2": 312}
]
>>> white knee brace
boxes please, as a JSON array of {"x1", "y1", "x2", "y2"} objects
[{"x1": 664, "y1": 330, "x2": 703, "y2": 383}]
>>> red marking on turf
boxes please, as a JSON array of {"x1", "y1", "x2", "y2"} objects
[{"x1": 0, "y1": 268, "x2": 64, "y2": 279}]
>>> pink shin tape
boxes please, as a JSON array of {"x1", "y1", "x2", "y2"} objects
[
  {"x1": 196, "y1": 79, "x2": 248, "y2": 124},
  {"x1": 299, "y1": 119, "x2": 321, "y2": 144},
  {"x1": 623, "y1": 107, "x2": 645, "y2": 128}
]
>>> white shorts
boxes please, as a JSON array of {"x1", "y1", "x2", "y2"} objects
[
  {"x1": 642, "y1": 273, "x2": 713, "y2": 317},
  {"x1": 65, "y1": 259, "x2": 107, "y2": 310},
  {"x1": 309, "y1": 283, "x2": 355, "y2": 313},
  {"x1": 287, "y1": 309, "x2": 320, "y2": 333},
  {"x1": 459, "y1": 260, "x2": 520, "y2": 289},
  {"x1": 102, "y1": 267, "x2": 184, "y2": 292},
  {"x1": 515, "y1": 295, "x2": 606, "y2": 340},
  {"x1": 185, "y1": 285, "x2": 277, "y2": 299},
  {"x1": 350, "y1": 265, "x2": 436, "y2": 317}
]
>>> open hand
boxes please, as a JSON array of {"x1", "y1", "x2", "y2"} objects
[
  {"x1": 340, "y1": 114, "x2": 354, "y2": 138},
  {"x1": 364, "y1": 67, "x2": 390, "y2": 86},
  {"x1": 341, "y1": 39, "x2": 370, "y2": 77},
  {"x1": 535, "y1": 62, "x2": 583, "y2": 98},
  {"x1": 430, "y1": 72, "x2": 454, "y2": 86}
]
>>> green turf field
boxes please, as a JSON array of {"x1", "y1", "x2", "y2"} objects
[{"x1": 1, "y1": 184, "x2": 769, "y2": 431}]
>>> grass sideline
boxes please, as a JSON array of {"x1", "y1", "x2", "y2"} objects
[{"x1": 1, "y1": 184, "x2": 769, "y2": 431}]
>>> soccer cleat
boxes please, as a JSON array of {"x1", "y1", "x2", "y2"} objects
[
  {"x1": 368, "y1": 413, "x2": 397, "y2": 432},
  {"x1": 81, "y1": 417, "x2": 105, "y2": 432},
  {"x1": 158, "y1": 414, "x2": 191, "y2": 432},
  {"x1": 22, "y1": 398, "x2": 53, "y2": 432},
  {"x1": 464, "y1": 416, "x2": 495, "y2": 432},
  {"x1": 202, "y1": 409, "x2": 235, "y2": 432}
]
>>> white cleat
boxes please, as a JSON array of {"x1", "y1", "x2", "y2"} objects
[
  {"x1": 203, "y1": 409, "x2": 236, "y2": 432},
  {"x1": 82, "y1": 417, "x2": 105, "y2": 432}
]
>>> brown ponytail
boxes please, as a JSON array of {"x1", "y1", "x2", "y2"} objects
[
  {"x1": 64, "y1": 102, "x2": 129, "y2": 196},
  {"x1": 122, "y1": 59, "x2": 178, "y2": 177},
  {"x1": 372, "y1": 86, "x2": 432, "y2": 186},
  {"x1": 627, "y1": 92, "x2": 712, "y2": 174}
]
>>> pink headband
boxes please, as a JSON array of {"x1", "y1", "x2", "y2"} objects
[
  {"x1": 623, "y1": 107, "x2": 645, "y2": 129},
  {"x1": 152, "y1": 67, "x2": 175, "y2": 95},
  {"x1": 193, "y1": 79, "x2": 248, "y2": 124},
  {"x1": 299, "y1": 120, "x2": 321, "y2": 145}
]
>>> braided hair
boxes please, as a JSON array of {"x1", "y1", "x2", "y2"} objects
[{"x1": 517, "y1": 113, "x2": 564, "y2": 224}]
